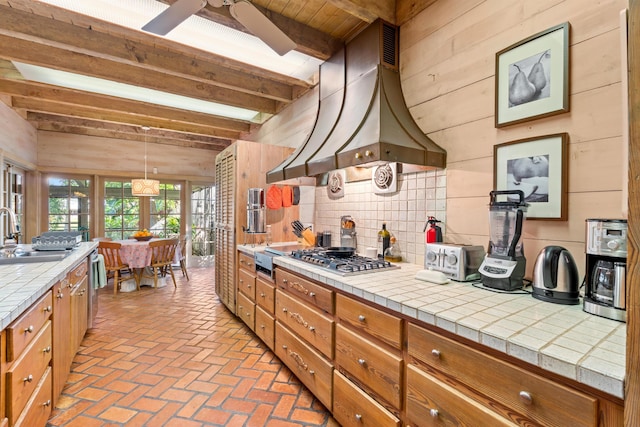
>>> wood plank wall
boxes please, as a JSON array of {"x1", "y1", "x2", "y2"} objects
[{"x1": 400, "y1": 0, "x2": 629, "y2": 278}]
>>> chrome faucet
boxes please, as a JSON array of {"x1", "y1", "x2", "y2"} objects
[{"x1": 0, "y1": 207, "x2": 20, "y2": 251}]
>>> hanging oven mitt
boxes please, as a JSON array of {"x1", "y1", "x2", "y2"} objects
[
  {"x1": 266, "y1": 185, "x2": 282, "y2": 209},
  {"x1": 292, "y1": 186, "x2": 300, "y2": 205},
  {"x1": 282, "y1": 185, "x2": 293, "y2": 207}
]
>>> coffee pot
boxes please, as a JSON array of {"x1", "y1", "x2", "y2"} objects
[{"x1": 583, "y1": 219, "x2": 627, "y2": 322}]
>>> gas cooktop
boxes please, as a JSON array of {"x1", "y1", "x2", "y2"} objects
[{"x1": 286, "y1": 247, "x2": 400, "y2": 276}]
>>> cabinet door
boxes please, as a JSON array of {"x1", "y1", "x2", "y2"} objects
[
  {"x1": 70, "y1": 277, "x2": 88, "y2": 354},
  {"x1": 52, "y1": 278, "x2": 72, "y2": 403}
]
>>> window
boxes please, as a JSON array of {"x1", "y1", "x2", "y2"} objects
[
  {"x1": 191, "y1": 184, "x2": 215, "y2": 260},
  {"x1": 150, "y1": 183, "x2": 181, "y2": 237},
  {"x1": 104, "y1": 180, "x2": 139, "y2": 240},
  {"x1": 3, "y1": 164, "x2": 25, "y2": 242},
  {"x1": 48, "y1": 177, "x2": 91, "y2": 236}
]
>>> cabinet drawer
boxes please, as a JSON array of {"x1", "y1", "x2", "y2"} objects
[
  {"x1": 408, "y1": 323, "x2": 597, "y2": 427},
  {"x1": 275, "y1": 290, "x2": 334, "y2": 359},
  {"x1": 7, "y1": 321, "x2": 52, "y2": 424},
  {"x1": 335, "y1": 324, "x2": 402, "y2": 409},
  {"x1": 7, "y1": 291, "x2": 53, "y2": 362},
  {"x1": 236, "y1": 291, "x2": 255, "y2": 331},
  {"x1": 336, "y1": 293, "x2": 402, "y2": 350},
  {"x1": 275, "y1": 269, "x2": 334, "y2": 314},
  {"x1": 238, "y1": 252, "x2": 255, "y2": 271},
  {"x1": 255, "y1": 306, "x2": 275, "y2": 350},
  {"x1": 69, "y1": 260, "x2": 88, "y2": 286},
  {"x1": 333, "y1": 370, "x2": 400, "y2": 427},
  {"x1": 406, "y1": 365, "x2": 516, "y2": 427},
  {"x1": 275, "y1": 322, "x2": 333, "y2": 410},
  {"x1": 256, "y1": 277, "x2": 275, "y2": 313},
  {"x1": 14, "y1": 367, "x2": 52, "y2": 427},
  {"x1": 238, "y1": 268, "x2": 256, "y2": 300}
]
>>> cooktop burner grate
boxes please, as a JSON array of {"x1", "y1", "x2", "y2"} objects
[{"x1": 289, "y1": 248, "x2": 399, "y2": 276}]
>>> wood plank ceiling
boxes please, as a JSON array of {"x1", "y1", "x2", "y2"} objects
[{"x1": 0, "y1": 0, "x2": 433, "y2": 152}]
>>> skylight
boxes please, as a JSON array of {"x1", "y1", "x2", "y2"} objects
[
  {"x1": 13, "y1": 62, "x2": 262, "y2": 122},
  {"x1": 36, "y1": 0, "x2": 322, "y2": 81}
]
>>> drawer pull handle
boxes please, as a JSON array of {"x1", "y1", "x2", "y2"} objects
[
  {"x1": 282, "y1": 345, "x2": 288, "y2": 350},
  {"x1": 519, "y1": 391, "x2": 533, "y2": 405},
  {"x1": 430, "y1": 409, "x2": 439, "y2": 418},
  {"x1": 44, "y1": 305, "x2": 52, "y2": 313},
  {"x1": 309, "y1": 370, "x2": 315, "y2": 375},
  {"x1": 309, "y1": 292, "x2": 316, "y2": 297},
  {"x1": 25, "y1": 325, "x2": 34, "y2": 333},
  {"x1": 431, "y1": 349, "x2": 441, "y2": 358},
  {"x1": 358, "y1": 314, "x2": 366, "y2": 322},
  {"x1": 56, "y1": 293, "x2": 64, "y2": 299},
  {"x1": 282, "y1": 308, "x2": 288, "y2": 313},
  {"x1": 23, "y1": 375, "x2": 33, "y2": 383},
  {"x1": 43, "y1": 346, "x2": 51, "y2": 353},
  {"x1": 355, "y1": 414, "x2": 363, "y2": 422},
  {"x1": 246, "y1": 284, "x2": 251, "y2": 289},
  {"x1": 43, "y1": 400, "x2": 51, "y2": 407},
  {"x1": 282, "y1": 279, "x2": 288, "y2": 284},
  {"x1": 309, "y1": 326, "x2": 315, "y2": 332},
  {"x1": 260, "y1": 292, "x2": 265, "y2": 297},
  {"x1": 358, "y1": 358, "x2": 366, "y2": 366},
  {"x1": 260, "y1": 324, "x2": 265, "y2": 329}
]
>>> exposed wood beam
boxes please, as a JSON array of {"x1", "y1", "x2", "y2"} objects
[
  {"x1": 0, "y1": 35, "x2": 280, "y2": 114},
  {"x1": 12, "y1": 96, "x2": 242, "y2": 140},
  {"x1": 29, "y1": 113, "x2": 230, "y2": 151},
  {"x1": 0, "y1": 78, "x2": 250, "y2": 134},
  {"x1": 326, "y1": 0, "x2": 395, "y2": 24},
  {"x1": 396, "y1": 0, "x2": 438, "y2": 26},
  {"x1": 0, "y1": 5, "x2": 311, "y2": 102}
]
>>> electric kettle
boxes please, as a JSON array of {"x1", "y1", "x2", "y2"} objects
[{"x1": 531, "y1": 246, "x2": 580, "y2": 305}]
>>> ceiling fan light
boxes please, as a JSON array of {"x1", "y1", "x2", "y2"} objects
[
  {"x1": 230, "y1": 0, "x2": 296, "y2": 56},
  {"x1": 142, "y1": 0, "x2": 207, "y2": 35}
]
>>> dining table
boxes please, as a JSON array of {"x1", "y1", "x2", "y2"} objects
[{"x1": 116, "y1": 238, "x2": 181, "y2": 290}]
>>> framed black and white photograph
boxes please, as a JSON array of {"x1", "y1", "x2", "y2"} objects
[
  {"x1": 494, "y1": 133, "x2": 568, "y2": 220},
  {"x1": 495, "y1": 22, "x2": 570, "y2": 127}
]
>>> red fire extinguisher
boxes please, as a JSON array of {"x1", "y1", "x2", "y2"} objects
[{"x1": 424, "y1": 216, "x2": 443, "y2": 243}]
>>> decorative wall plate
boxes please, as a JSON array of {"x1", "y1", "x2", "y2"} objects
[
  {"x1": 327, "y1": 169, "x2": 345, "y2": 199},
  {"x1": 372, "y1": 162, "x2": 398, "y2": 194}
]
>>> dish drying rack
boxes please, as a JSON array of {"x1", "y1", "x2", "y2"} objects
[{"x1": 32, "y1": 232, "x2": 82, "y2": 251}]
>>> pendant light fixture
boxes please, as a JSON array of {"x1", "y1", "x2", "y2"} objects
[{"x1": 131, "y1": 126, "x2": 160, "y2": 196}]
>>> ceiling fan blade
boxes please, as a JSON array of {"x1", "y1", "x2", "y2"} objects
[
  {"x1": 229, "y1": 1, "x2": 297, "y2": 56},
  {"x1": 142, "y1": 0, "x2": 207, "y2": 35}
]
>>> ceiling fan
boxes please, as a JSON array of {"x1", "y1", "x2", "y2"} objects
[{"x1": 142, "y1": 0, "x2": 297, "y2": 56}]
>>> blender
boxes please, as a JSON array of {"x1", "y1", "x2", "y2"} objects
[{"x1": 479, "y1": 190, "x2": 528, "y2": 291}]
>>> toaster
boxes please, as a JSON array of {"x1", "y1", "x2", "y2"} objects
[{"x1": 424, "y1": 243, "x2": 486, "y2": 281}]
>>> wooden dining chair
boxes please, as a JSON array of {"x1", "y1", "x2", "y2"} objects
[
  {"x1": 178, "y1": 235, "x2": 189, "y2": 281},
  {"x1": 144, "y1": 239, "x2": 179, "y2": 288},
  {"x1": 98, "y1": 241, "x2": 135, "y2": 294}
]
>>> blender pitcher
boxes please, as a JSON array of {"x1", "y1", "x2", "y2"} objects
[{"x1": 479, "y1": 190, "x2": 528, "y2": 291}]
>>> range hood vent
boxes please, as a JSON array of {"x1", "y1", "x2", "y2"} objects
[{"x1": 266, "y1": 20, "x2": 446, "y2": 184}]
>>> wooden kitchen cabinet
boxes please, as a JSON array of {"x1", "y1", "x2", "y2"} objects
[
  {"x1": 236, "y1": 251, "x2": 257, "y2": 331},
  {"x1": 4, "y1": 292, "x2": 53, "y2": 427},
  {"x1": 333, "y1": 370, "x2": 400, "y2": 427},
  {"x1": 69, "y1": 276, "x2": 88, "y2": 356},
  {"x1": 275, "y1": 322, "x2": 333, "y2": 410},
  {"x1": 407, "y1": 323, "x2": 598, "y2": 427},
  {"x1": 406, "y1": 364, "x2": 516, "y2": 427},
  {"x1": 275, "y1": 290, "x2": 334, "y2": 359},
  {"x1": 236, "y1": 291, "x2": 255, "y2": 331},
  {"x1": 255, "y1": 276, "x2": 275, "y2": 313},
  {"x1": 275, "y1": 269, "x2": 334, "y2": 314},
  {"x1": 255, "y1": 276, "x2": 276, "y2": 349},
  {"x1": 52, "y1": 277, "x2": 72, "y2": 403},
  {"x1": 214, "y1": 141, "x2": 298, "y2": 314}
]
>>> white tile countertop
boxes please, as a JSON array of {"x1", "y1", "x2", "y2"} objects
[
  {"x1": 0, "y1": 242, "x2": 98, "y2": 330},
  {"x1": 239, "y1": 243, "x2": 626, "y2": 399}
]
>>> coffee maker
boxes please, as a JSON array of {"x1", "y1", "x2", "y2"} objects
[
  {"x1": 479, "y1": 190, "x2": 528, "y2": 291},
  {"x1": 583, "y1": 219, "x2": 627, "y2": 322}
]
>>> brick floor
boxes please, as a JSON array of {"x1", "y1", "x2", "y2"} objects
[{"x1": 47, "y1": 267, "x2": 339, "y2": 427}]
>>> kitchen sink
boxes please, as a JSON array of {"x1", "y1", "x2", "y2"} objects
[{"x1": 0, "y1": 250, "x2": 70, "y2": 265}]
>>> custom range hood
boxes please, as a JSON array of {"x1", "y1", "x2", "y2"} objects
[{"x1": 267, "y1": 20, "x2": 446, "y2": 184}]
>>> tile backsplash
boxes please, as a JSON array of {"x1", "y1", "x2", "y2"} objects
[{"x1": 299, "y1": 169, "x2": 447, "y2": 265}]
